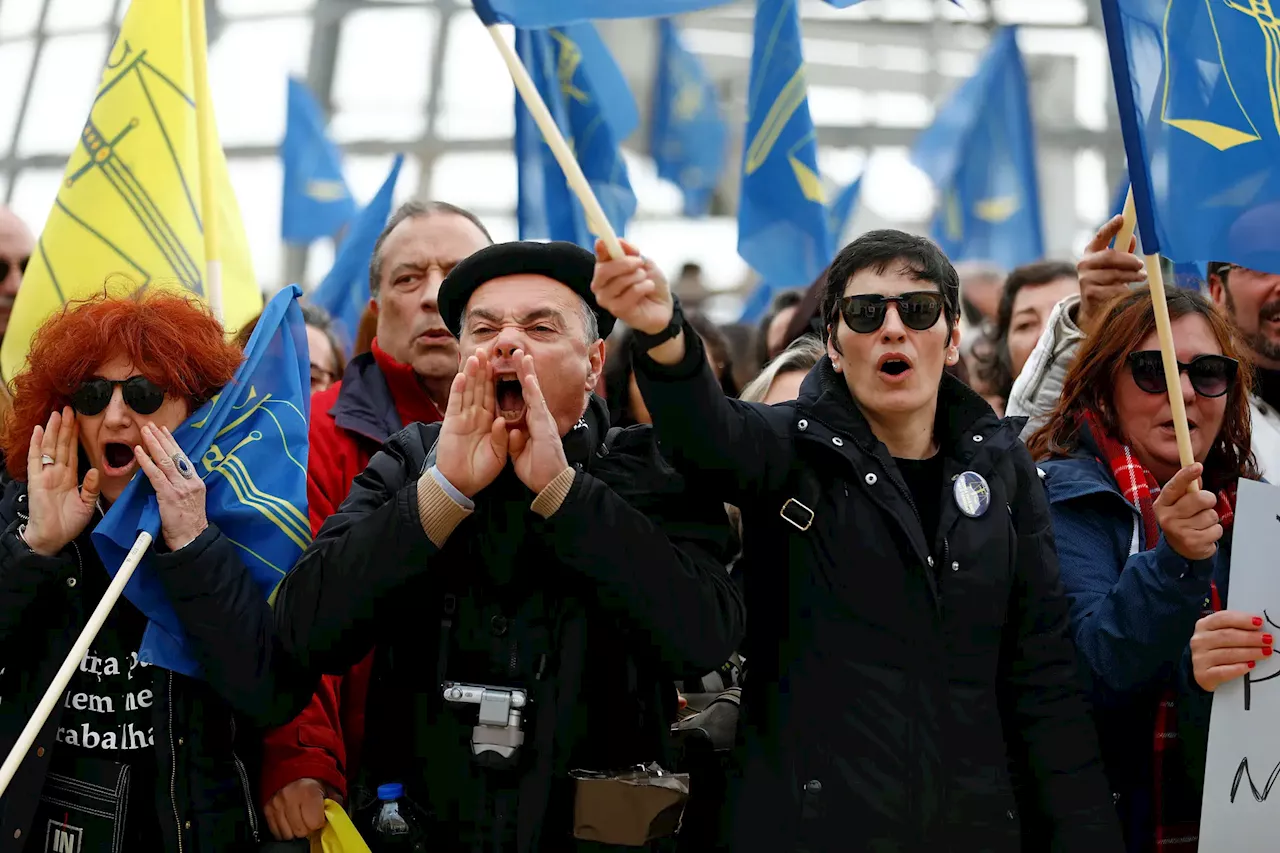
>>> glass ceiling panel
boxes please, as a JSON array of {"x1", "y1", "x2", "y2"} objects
[
  {"x1": 331, "y1": 7, "x2": 435, "y2": 143},
  {"x1": 209, "y1": 17, "x2": 312, "y2": 146},
  {"x1": 17, "y1": 32, "x2": 108, "y2": 156},
  {"x1": 436, "y1": 13, "x2": 514, "y2": 140},
  {"x1": 0, "y1": 0, "x2": 43, "y2": 40},
  {"x1": 0, "y1": 40, "x2": 37, "y2": 158},
  {"x1": 343, "y1": 154, "x2": 424, "y2": 209},
  {"x1": 9, "y1": 168, "x2": 64, "y2": 234},
  {"x1": 220, "y1": 0, "x2": 317, "y2": 15},
  {"x1": 45, "y1": 0, "x2": 114, "y2": 33},
  {"x1": 860, "y1": 147, "x2": 934, "y2": 221},
  {"x1": 226, "y1": 157, "x2": 281, "y2": 293},
  {"x1": 430, "y1": 152, "x2": 515, "y2": 213}
]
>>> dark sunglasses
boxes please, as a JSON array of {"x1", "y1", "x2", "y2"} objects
[
  {"x1": 70, "y1": 376, "x2": 167, "y2": 416},
  {"x1": 838, "y1": 292, "x2": 946, "y2": 334},
  {"x1": 0, "y1": 257, "x2": 29, "y2": 281},
  {"x1": 1126, "y1": 351, "x2": 1239, "y2": 399}
]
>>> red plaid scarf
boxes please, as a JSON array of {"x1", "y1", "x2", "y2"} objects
[{"x1": 1085, "y1": 411, "x2": 1234, "y2": 852}]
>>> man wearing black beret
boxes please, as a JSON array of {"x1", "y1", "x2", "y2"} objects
[{"x1": 273, "y1": 240, "x2": 744, "y2": 851}]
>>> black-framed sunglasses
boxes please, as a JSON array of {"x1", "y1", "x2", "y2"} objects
[
  {"x1": 838, "y1": 291, "x2": 946, "y2": 334},
  {"x1": 1126, "y1": 350, "x2": 1239, "y2": 399},
  {"x1": 69, "y1": 376, "x2": 167, "y2": 417},
  {"x1": 0, "y1": 257, "x2": 29, "y2": 281}
]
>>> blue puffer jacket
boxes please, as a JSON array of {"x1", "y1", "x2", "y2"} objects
[{"x1": 1039, "y1": 450, "x2": 1227, "y2": 852}]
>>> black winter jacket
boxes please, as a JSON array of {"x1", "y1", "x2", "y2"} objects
[
  {"x1": 273, "y1": 398, "x2": 744, "y2": 852},
  {"x1": 633, "y1": 331, "x2": 1123, "y2": 853},
  {"x1": 0, "y1": 476, "x2": 315, "y2": 853}
]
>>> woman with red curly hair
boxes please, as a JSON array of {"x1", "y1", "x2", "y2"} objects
[{"x1": 0, "y1": 290, "x2": 313, "y2": 853}]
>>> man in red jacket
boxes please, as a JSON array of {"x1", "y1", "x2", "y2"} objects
[{"x1": 261, "y1": 200, "x2": 492, "y2": 842}]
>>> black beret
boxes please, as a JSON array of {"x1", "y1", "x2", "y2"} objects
[{"x1": 438, "y1": 240, "x2": 616, "y2": 340}]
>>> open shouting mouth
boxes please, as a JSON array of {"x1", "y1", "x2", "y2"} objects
[
  {"x1": 876, "y1": 352, "x2": 914, "y2": 384},
  {"x1": 495, "y1": 374, "x2": 526, "y2": 423},
  {"x1": 100, "y1": 441, "x2": 137, "y2": 477}
]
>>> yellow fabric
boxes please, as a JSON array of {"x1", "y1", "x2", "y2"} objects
[
  {"x1": 0, "y1": 0, "x2": 262, "y2": 381},
  {"x1": 310, "y1": 799, "x2": 371, "y2": 853}
]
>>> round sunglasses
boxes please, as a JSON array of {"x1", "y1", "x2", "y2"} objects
[
  {"x1": 1126, "y1": 350, "x2": 1239, "y2": 399},
  {"x1": 69, "y1": 376, "x2": 167, "y2": 416},
  {"x1": 838, "y1": 292, "x2": 946, "y2": 334}
]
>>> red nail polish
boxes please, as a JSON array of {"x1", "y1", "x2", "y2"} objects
[
  {"x1": 1249, "y1": 661, "x2": 1256, "y2": 669},
  {"x1": 1265, "y1": 634, "x2": 1274, "y2": 645},
  {"x1": 1253, "y1": 617, "x2": 1264, "y2": 627},
  {"x1": 1265, "y1": 647, "x2": 1273, "y2": 657}
]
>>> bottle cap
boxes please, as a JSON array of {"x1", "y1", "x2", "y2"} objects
[{"x1": 376, "y1": 783, "x2": 404, "y2": 801}]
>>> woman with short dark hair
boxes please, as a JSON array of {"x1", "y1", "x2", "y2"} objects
[{"x1": 594, "y1": 229, "x2": 1122, "y2": 853}]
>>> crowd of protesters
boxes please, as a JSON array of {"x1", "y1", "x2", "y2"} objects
[{"x1": 0, "y1": 195, "x2": 1275, "y2": 853}]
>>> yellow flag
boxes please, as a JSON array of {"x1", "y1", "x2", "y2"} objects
[{"x1": 0, "y1": 0, "x2": 262, "y2": 382}]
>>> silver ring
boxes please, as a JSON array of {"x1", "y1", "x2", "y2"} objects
[
  {"x1": 171, "y1": 453, "x2": 195, "y2": 480},
  {"x1": 40, "y1": 454, "x2": 54, "y2": 467}
]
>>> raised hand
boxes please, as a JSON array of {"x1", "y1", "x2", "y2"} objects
[
  {"x1": 508, "y1": 352, "x2": 571, "y2": 495},
  {"x1": 435, "y1": 348, "x2": 510, "y2": 499},
  {"x1": 1153, "y1": 463, "x2": 1223, "y2": 561},
  {"x1": 24, "y1": 407, "x2": 101, "y2": 556},
  {"x1": 1077, "y1": 213, "x2": 1146, "y2": 332},
  {"x1": 590, "y1": 239, "x2": 674, "y2": 336},
  {"x1": 133, "y1": 424, "x2": 207, "y2": 551}
]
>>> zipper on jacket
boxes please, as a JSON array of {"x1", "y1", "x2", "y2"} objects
[
  {"x1": 229, "y1": 715, "x2": 261, "y2": 842},
  {"x1": 168, "y1": 672, "x2": 184, "y2": 853}
]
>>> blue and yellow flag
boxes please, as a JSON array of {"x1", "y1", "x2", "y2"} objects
[
  {"x1": 1102, "y1": 0, "x2": 1280, "y2": 273},
  {"x1": 0, "y1": 0, "x2": 262, "y2": 381},
  {"x1": 911, "y1": 27, "x2": 1043, "y2": 270},
  {"x1": 515, "y1": 23, "x2": 637, "y2": 248},
  {"x1": 92, "y1": 286, "x2": 310, "y2": 678},
  {"x1": 651, "y1": 19, "x2": 727, "y2": 217},
  {"x1": 738, "y1": 0, "x2": 831, "y2": 290},
  {"x1": 739, "y1": 174, "x2": 857, "y2": 323},
  {"x1": 282, "y1": 77, "x2": 356, "y2": 245},
  {"x1": 310, "y1": 155, "x2": 403, "y2": 348}
]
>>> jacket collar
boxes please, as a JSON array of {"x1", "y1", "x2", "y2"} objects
[
  {"x1": 794, "y1": 356, "x2": 1017, "y2": 464},
  {"x1": 331, "y1": 352, "x2": 404, "y2": 445}
]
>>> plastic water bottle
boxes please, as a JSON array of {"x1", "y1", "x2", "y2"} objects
[{"x1": 370, "y1": 783, "x2": 422, "y2": 851}]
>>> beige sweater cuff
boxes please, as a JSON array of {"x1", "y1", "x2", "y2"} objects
[
  {"x1": 530, "y1": 467, "x2": 576, "y2": 519},
  {"x1": 416, "y1": 469, "x2": 472, "y2": 548}
]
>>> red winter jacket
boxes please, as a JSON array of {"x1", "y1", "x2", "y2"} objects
[{"x1": 260, "y1": 340, "x2": 443, "y2": 804}]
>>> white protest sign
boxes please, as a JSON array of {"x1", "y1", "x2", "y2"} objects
[{"x1": 1201, "y1": 477, "x2": 1280, "y2": 847}]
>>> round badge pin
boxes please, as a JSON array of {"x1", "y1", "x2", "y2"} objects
[{"x1": 953, "y1": 471, "x2": 991, "y2": 518}]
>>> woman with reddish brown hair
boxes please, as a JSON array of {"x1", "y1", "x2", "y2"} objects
[
  {"x1": 0, "y1": 290, "x2": 312, "y2": 853},
  {"x1": 1029, "y1": 286, "x2": 1272, "y2": 852}
]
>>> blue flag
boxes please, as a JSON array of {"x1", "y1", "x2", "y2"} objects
[
  {"x1": 911, "y1": 28, "x2": 1043, "y2": 270},
  {"x1": 1102, "y1": 0, "x2": 1280, "y2": 273},
  {"x1": 651, "y1": 19, "x2": 727, "y2": 217},
  {"x1": 309, "y1": 154, "x2": 403, "y2": 346},
  {"x1": 281, "y1": 78, "x2": 356, "y2": 244},
  {"x1": 92, "y1": 286, "x2": 311, "y2": 677},
  {"x1": 738, "y1": 0, "x2": 831, "y2": 290},
  {"x1": 826, "y1": 176, "x2": 861, "y2": 247},
  {"x1": 740, "y1": 175, "x2": 858, "y2": 323},
  {"x1": 515, "y1": 23, "x2": 637, "y2": 248}
]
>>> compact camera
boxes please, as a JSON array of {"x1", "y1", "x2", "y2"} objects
[{"x1": 441, "y1": 682, "x2": 527, "y2": 761}]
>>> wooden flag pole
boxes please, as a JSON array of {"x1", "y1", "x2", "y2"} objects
[
  {"x1": 1115, "y1": 185, "x2": 1137, "y2": 252},
  {"x1": 0, "y1": 533, "x2": 154, "y2": 797},
  {"x1": 484, "y1": 25, "x2": 626, "y2": 261},
  {"x1": 1143, "y1": 253, "x2": 1198, "y2": 480},
  {"x1": 1116, "y1": 181, "x2": 1198, "y2": 490}
]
